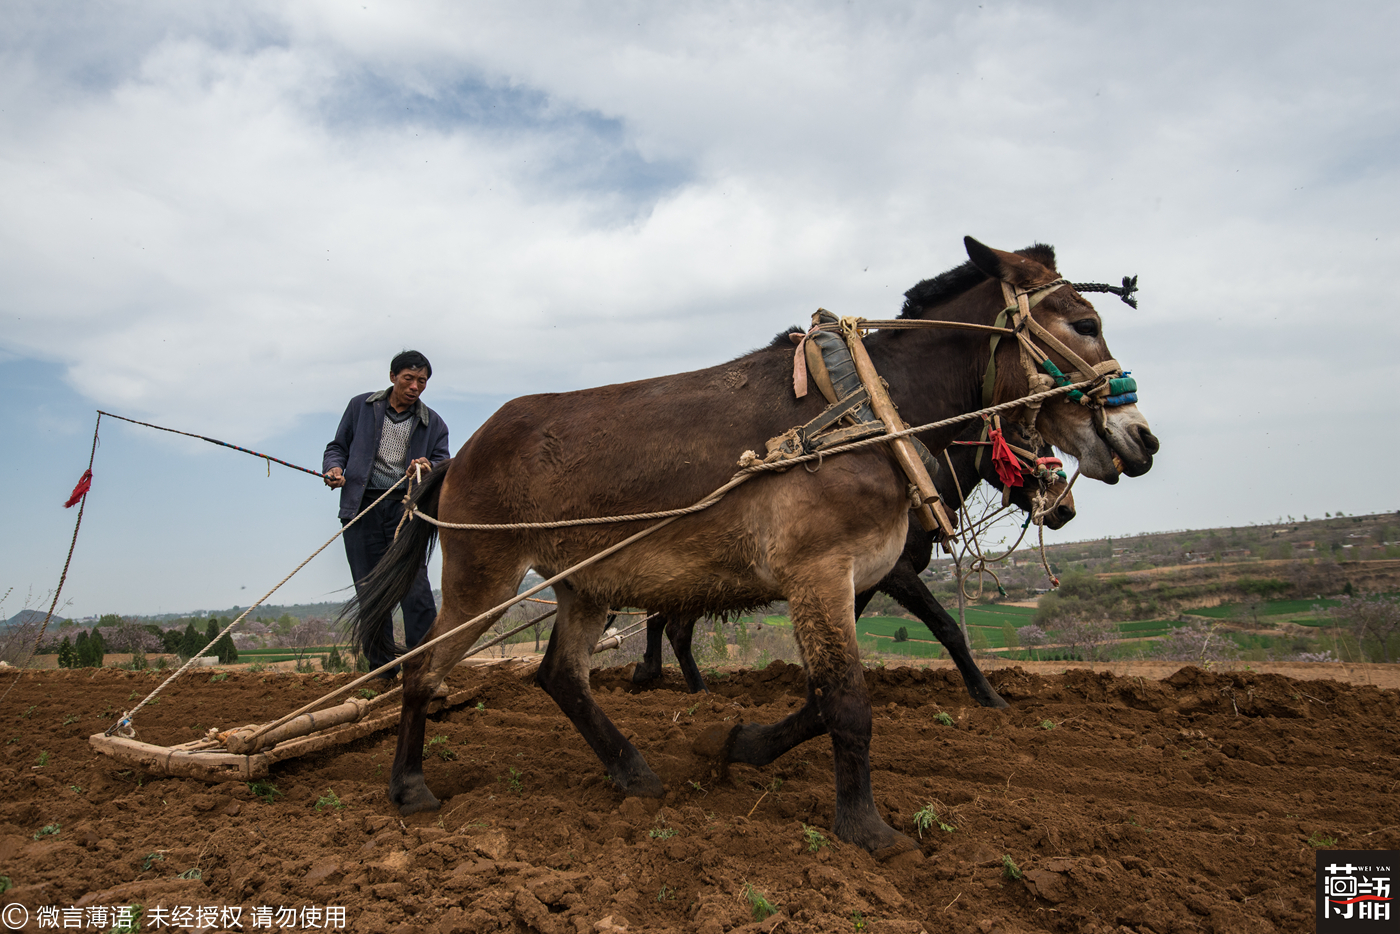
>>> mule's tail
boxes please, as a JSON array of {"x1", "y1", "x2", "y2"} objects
[{"x1": 340, "y1": 467, "x2": 448, "y2": 660}]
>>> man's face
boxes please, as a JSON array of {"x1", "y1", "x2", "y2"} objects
[{"x1": 388, "y1": 367, "x2": 429, "y2": 409}]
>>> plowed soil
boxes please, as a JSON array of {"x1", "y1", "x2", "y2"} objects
[{"x1": 2, "y1": 661, "x2": 1398, "y2": 934}]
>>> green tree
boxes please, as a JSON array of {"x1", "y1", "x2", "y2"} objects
[
  {"x1": 893, "y1": 626, "x2": 910, "y2": 643},
  {"x1": 97, "y1": 613, "x2": 123, "y2": 629},
  {"x1": 57, "y1": 636, "x2": 76, "y2": 669},
  {"x1": 179, "y1": 620, "x2": 203, "y2": 659},
  {"x1": 87, "y1": 628, "x2": 106, "y2": 667},
  {"x1": 1002, "y1": 620, "x2": 1020, "y2": 654},
  {"x1": 161, "y1": 627, "x2": 184, "y2": 654},
  {"x1": 215, "y1": 631, "x2": 238, "y2": 665},
  {"x1": 74, "y1": 629, "x2": 89, "y2": 665}
]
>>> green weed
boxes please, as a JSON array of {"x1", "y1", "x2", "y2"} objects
[
  {"x1": 1040, "y1": 719, "x2": 1056, "y2": 730},
  {"x1": 424, "y1": 735, "x2": 456, "y2": 760},
  {"x1": 474, "y1": 701, "x2": 486, "y2": 711},
  {"x1": 141, "y1": 852, "x2": 165, "y2": 871},
  {"x1": 247, "y1": 780, "x2": 283, "y2": 804},
  {"x1": 912, "y1": 804, "x2": 955, "y2": 837},
  {"x1": 935, "y1": 711, "x2": 954, "y2": 727},
  {"x1": 1307, "y1": 831, "x2": 1338, "y2": 848},
  {"x1": 70, "y1": 785, "x2": 84, "y2": 794},
  {"x1": 36, "y1": 750, "x2": 50, "y2": 767},
  {"x1": 1002, "y1": 854, "x2": 1023, "y2": 880},
  {"x1": 744, "y1": 884, "x2": 778, "y2": 922},
  {"x1": 802, "y1": 824, "x2": 829, "y2": 852},
  {"x1": 355, "y1": 688, "x2": 379, "y2": 700},
  {"x1": 33, "y1": 822, "x2": 61, "y2": 839},
  {"x1": 686, "y1": 703, "x2": 699, "y2": 716},
  {"x1": 18, "y1": 705, "x2": 36, "y2": 719},
  {"x1": 208, "y1": 673, "x2": 228, "y2": 683},
  {"x1": 657, "y1": 884, "x2": 677, "y2": 902},
  {"x1": 314, "y1": 789, "x2": 343, "y2": 812},
  {"x1": 175, "y1": 868, "x2": 202, "y2": 881},
  {"x1": 851, "y1": 910, "x2": 867, "y2": 932},
  {"x1": 0, "y1": 876, "x2": 11, "y2": 894},
  {"x1": 505, "y1": 767, "x2": 524, "y2": 795},
  {"x1": 648, "y1": 827, "x2": 678, "y2": 840},
  {"x1": 62, "y1": 714, "x2": 78, "y2": 726}
]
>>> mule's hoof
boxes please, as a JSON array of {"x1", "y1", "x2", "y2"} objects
[
  {"x1": 617, "y1": 770, "x2": 665, "y2": 799},
  {"x1": 391, "y1": 783, "x2": 441, "y2": 816},
  {"x1": 691, "y1": 723, "x2": 739, "y2": 759},
  {"x1": 630, "y1": 663, "x2": 660, "y2": 685}
]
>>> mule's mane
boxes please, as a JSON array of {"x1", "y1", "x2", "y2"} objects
[{"x1": 899, "y1": 243, "x2": 1057, "y2": 318}]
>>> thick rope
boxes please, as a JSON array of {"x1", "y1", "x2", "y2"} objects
[
  {"x1": 0, "y1": 414, "x2": 103, "y2": 707},
  {"x1": 103, "y1": 476, "x2": 411, "y2": 737},
  {"x1": 238, "y1": 497, "x2": 732, "y2": 743},
  {"x1": 410, "y1": 377, "x2": 1097, "y2": 532},
  {"x1": 212, "y1": 379, "x2": 1099, "y2": 743}
]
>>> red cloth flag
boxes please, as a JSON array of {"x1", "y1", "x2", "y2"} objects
[
  {"x1": 988, "y1": 429, "x2": 1023, "y2": 488},
  {"x1": 64, "y1": 469, "x2": 92, "y2": 508}
]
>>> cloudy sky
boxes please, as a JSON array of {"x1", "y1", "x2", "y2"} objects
[{"x1": 3, "y1": 1, "x2": 1397, "y2": 619}]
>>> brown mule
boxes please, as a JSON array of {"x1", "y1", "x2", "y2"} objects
[{"x1": 348, "y1": 237, "x2": 1158, "y2": 855}]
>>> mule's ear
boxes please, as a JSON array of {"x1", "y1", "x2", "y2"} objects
[
  {"x1": 963, "y1": 236, "x2": 1055, "y2": 288},
  {"x1": 964, "y1": 236, "x2": 1002, "y2": 278}
]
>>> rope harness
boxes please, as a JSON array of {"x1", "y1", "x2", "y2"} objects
[{"x1": 102, "y1": 271, "x2": 1137, "y2": 742}]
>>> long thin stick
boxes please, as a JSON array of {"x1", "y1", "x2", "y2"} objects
[{"x1": 99, "y1": 410, "x2": 325, "y2": 478}]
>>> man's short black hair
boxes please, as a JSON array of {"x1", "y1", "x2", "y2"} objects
[{"x1": 391, "y1": 350, "x2": 432, "y2": 378}]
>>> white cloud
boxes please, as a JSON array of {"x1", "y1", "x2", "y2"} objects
[{"x1": 2, "y1": 1, "x2": 1398, "y2": 613}]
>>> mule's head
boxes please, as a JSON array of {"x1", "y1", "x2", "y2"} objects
[
  {"x1": 966, "y1": 237, "x2": 1159, "y2": 484},
  {"x1": 971, "y1": 421, "x2": 1078, "y2": 529}
]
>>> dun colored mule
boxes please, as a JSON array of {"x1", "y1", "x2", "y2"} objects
[{"x1": 349, "y1": 237, "x2": 1157, "y2": 856}]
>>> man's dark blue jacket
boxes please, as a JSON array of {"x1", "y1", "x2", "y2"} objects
[{"x1": 323, "y1": 389, "x2": 452, "y2": 520}]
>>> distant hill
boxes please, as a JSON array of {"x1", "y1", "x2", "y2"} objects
[{"x1": 3, "y1": 609, "x2": 56, "y2": 629}]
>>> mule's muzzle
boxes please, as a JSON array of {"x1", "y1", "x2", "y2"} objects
[
  {"x1": 1044, "y1": 502, "x2": 1076, "y2": 530},
  {"x1": 1119, "y1": 426, "x2": 1159, "y2": 478}
]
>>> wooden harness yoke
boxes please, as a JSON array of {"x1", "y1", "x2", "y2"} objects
[{"x1": 760, "y1": 309, "x2": 957, "y2": 537}]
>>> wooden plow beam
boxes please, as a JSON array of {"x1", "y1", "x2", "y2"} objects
[
  {"x1": 88, "y1": 657, "x2": 541, "y2": 782},
  {"x1": 87, "y1": 613, "x2": 652, "y2": 782}
]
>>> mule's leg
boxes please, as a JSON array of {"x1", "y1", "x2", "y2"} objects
[
  {"x1": 880, "y1": 566, "x2": 1007, "y2": 709},
  {"x1": 777, "y1": 569, "x2": 912, "y2": 853},
  {"x1": 390, "y1": 551, "x2": 525, "y2": 816},
  {"x1": 630, "y1": 614, "x2": 668, "y2": 685},
  {"x1": 537, "y1": 582, "x2": 665, "y2": 796},
  {"x1": 666, "y1": 615, "x2": 709, "y2": 694}
]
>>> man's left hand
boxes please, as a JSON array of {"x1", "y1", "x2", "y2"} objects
[{"x1": 407, "y1": 457, "x2": 433, "y2": 478}]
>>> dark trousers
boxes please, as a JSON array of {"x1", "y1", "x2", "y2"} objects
[{"x1": 343, "y1": 490, "x2": 437, "y2": 676}]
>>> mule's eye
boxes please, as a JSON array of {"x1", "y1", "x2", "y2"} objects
[{"x1": 1072, "y1": 319, "x2": 1099, "y2": 337}]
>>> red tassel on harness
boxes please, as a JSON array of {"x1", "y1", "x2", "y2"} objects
[
  {"x1": 988, "y1": 429, "x2": 1023, "y2": 488},
  {"x1": 64, "y1": 469, "x2": 92, "y2": 508}
]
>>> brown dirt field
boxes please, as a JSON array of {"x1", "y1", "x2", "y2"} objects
[{"x1": 2, "y1": 662, "x2": 1398, "y2": 934}]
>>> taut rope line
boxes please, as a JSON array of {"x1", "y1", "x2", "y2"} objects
[
  {"x1": 236, "y1": 378, "x2": 1099, "y2": 743},
  {"x1": 103, "y1": 476, "x2": 411, "y2": 737},
  {"x1": 98, "y1": 410, "x2": 326, "y2": 479},
  {"x1": 408, "y1": 376, "x2": 1099, "y2": 532}
]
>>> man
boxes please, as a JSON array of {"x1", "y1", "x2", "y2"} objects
[{"x1": 324, "y1": 350, "x2": 450, "y2": 678}]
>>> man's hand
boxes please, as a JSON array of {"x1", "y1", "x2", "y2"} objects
[
  {"x1": 324, "y1": 467, "x2": 346, "y2": 489},
  {"x1": 407, "y1": 457, "x2": 433, "y2": 478}
]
